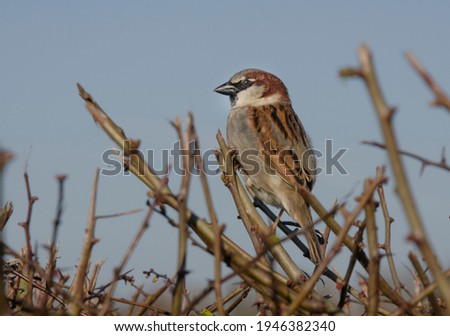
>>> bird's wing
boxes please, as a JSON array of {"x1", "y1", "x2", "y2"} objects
[{"x1": 249, "y1": 103, "x2": 316, "y2": 191}]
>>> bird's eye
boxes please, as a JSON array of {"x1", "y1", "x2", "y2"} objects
[{"x1": 235, "y1": 79, "x2": 253, "y2": 91}]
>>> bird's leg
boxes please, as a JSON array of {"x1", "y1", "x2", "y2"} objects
[
  {"x1": 230, "y1": 148, "x2": 243, "y2": 172},
  {"x1": 253, "y1": 197, "x2": 299, "y2": 228}
]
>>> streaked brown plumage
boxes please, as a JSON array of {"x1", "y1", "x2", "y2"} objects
[{"x1": 215, "y1": 69, "x2": 322, "y2": 264}]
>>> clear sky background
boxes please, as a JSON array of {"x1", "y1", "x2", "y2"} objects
[{"x1": 1, "y1": 1, "x2": 449, "y2": 311}]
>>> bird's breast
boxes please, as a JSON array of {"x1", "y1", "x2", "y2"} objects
[
  {"x1": 226, "y1": 106, "x2": 283, "y2": 208},
  {"x1": 226, "y1": 107, "x2": 258, "y2": 150}
]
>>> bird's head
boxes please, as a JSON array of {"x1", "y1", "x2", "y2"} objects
[{"x1": 214, "y1": 69, "x2": 290, "y2": 108}]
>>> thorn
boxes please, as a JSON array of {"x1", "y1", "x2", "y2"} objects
[
  {"x1": 387, "y1": 106, "x2": 397, "y2": 121},
  {"x1": 339, "y1": 67, "x2": 364, "y2": 78},
  {"x1": 441, "y1": 146, "x2": 447, "y2": 165},
  {"x1": 420, "y1": 163, "x2": 426, "y2": 176}
]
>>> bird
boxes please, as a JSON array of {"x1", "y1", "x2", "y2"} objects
[{"x1": 214, "y1": 68, "x2": 323, "y2": 264}]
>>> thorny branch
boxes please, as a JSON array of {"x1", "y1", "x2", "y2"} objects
[
  {"x1": 406, "y1": 51, "x2": 450, "y2": 113},
  {"x1": 341, "y1": 43, "x2": 450, "y2": 313},
  {"x1": 362, "y1": 140, "x2": 450, "y2": 174}
]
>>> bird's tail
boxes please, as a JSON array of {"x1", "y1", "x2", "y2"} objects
[{"x1": 292, "y1": 201, "x2": 323, "y2": 264}]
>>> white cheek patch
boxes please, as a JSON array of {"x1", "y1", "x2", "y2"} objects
[{"x1": 234, "y1": 87, "x2": 281, "y2": 108}]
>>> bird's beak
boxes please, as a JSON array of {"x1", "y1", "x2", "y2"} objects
[{"x1": 214, "y1": 81, "x2": 237, "y2": 96}]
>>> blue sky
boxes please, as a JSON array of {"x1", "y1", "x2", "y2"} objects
[{"x1": 1, "y1": 1, "x2": 449, "y2": 306}]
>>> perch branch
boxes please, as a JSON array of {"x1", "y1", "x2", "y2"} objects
[{"x1": 77, "y1": 84, "x2": 333, "y2": 314}]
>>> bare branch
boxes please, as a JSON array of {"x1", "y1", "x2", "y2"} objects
[
  {"x1": 362, "y1": 140, "x2": 450, "y2": 174},
  {"x1": 342, "y1": 44, "x2": 450, "y2": 313},
  {"x1": 406, "y1": 51, "x2": 450, "y2": 113}
]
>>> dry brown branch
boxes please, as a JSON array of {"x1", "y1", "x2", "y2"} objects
[
  {"x1": 0, "y1": 149, "x2": 13, "y2": 313},
  {"x1": 206, "y1": 282, "x2": 249, "y2": 315},
  {"x1": 216, "y1": 131, "x2": 307, "y2": 285},
  {"x1": 408, "y1": 252, "x2": 443, "y2": 315},
  {"x1": 190, "y1": 113, "x2": 225, "y2": 315},
  {"x1": 100, "y1": 179, "x2": 167, "y2": 316},
  {"x1": 68, "y1": 169, "x2": 100, "y2": 315},
  {"x1": 296, "y1": 177, "x2": 411, "y2": 311},
  {"x1": 362, "y1": 140, "x2": 450, "y2": 174},
  {"x1": 111, "y1": 297, "x2": 170, "y2": 315},
  {"x1": 391, "y1": 270, "x2": 450, "y2": 316},
  {"x1": 95, "y1": 208, "x2": 142, "y2": 220},
  {"x1": 171, "y1": 115, "x2": 193, "y2": 315},
  {"x1": 286, "y1": 167, "x2": 386, "y2": 315},
  {"x1": 77, "y1": 84, "x2": 327, "y2": 314},
  {"x1": 225, "y1": 285, "x2": 251, "y2": 315},
  {"x1": 134, "y1": 271, "x2": 176, "y2": 316},
  {"x1": 364, "y1": 180, "x2": 380, "y2": 316},
  {"x1": 37, "y1": 175, "x2": 67, "y2": 310},
  {"x1": 405, "y1": 51, "x2": 450, "y2": 113},
  {"x1": 338, "y1": 219, "x2": 365, "y2": 310},
  {"x1": 215, "y1": 132, "x2": 267, "y2": 258},
  {"x1": 0, "y1": 202, "x2": 13, "y2": 233},
  {"x1": 3, "y1": 260, "x2": 67, "y2": 308},
  {"x1": 19, "y1": 171, "x2": 38, "y2": 306},
  {"x1": 377, "y1": 186, "x2": 401, "y2": 292},
  {"x1": 341, "y1": 44, "x2": 450, "y2": 313},
  {"x1": 87, "y1": 259, "x2": 105, "y2": 296}
]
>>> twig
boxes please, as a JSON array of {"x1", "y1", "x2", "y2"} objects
[
  {"x1": 0, "y1": 202, "x2": 13, "y2": 233},
  {"x1": 362, "y1": 140, "x2": 450, "y2": 174},
  {"x1": 100, "y1": 189, "x2": 161, "y2": 316},
  {"x1": 341, "y1": 44, "x2": 450, "y2": 313},
  {"x1": 95, "y1": 208, "x2": 142, "y2": 220},
  {"x1": 135, "y1": 275, "x2": 176, "y2": 316},
  {"x1": 405, "y1": 51, "x2": 450, "y2": 113},
  {"x1": 0, "y1": 149, "x2": 13, "y2": 314},
  {"x1": 377, "y1": 186, "x2": 401, "y2": 292},
  {"x1": 0, "y1": 149, "x2": 13, "y2": 209},
  {"x1": 338, "y1": 219, "x2": 365, "y2": 309},
  {"x1": 87, "y1": 259, "x2": 105, "y2": 296},
  {"x1": 408, "y1": 252, "x2": 443, "y2": 315},
  {"x1": 68, "y1": 169, "x2": 100, "y2": 315},
  {"x1": 391, "y1": 270, "x2": 450, "y2": 315},
  {"x1": 190, "y1": 113, "x2": 225, "y2": 316},
  {"x1": 225, "y1": 285, "x2": 251, "y2": 315},
  {"x1": 171, "y1": 116, "x2": 193, "y2": 316},
  {"x1": 110, "y1": 297, "x2": 170, "y2": 315},
  {"x1": 286, "y1": 168, "x2": 386, "y2": 315},
  {"x1": 38, "y1": 175, "x2": 67, "y2": 310},
  {"x1": 127, "y1": 285, "x2": 143, "y2": 315},
  {"x1": 3, "y1": 263, "x2": 66, "y2": 308},
  {"x1": 19, "y1": 171, "x2": 38, "y2": 306},
  {"x1": 254, "y1": 197, "x2": 367, "y2": 308},
  {"x1": 364, "y1": 180, "x2": 380, "y2": 316},
  {"x1": 295, "y1": 174, "x2": 411, "y2": 311},
  {"x1": 207, "y1": 283, "x2": 250, "y2": 315}
]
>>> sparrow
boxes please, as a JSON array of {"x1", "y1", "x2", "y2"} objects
[{"x1": 214, "y1": 69, "x2": 322, "y2": 264}]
